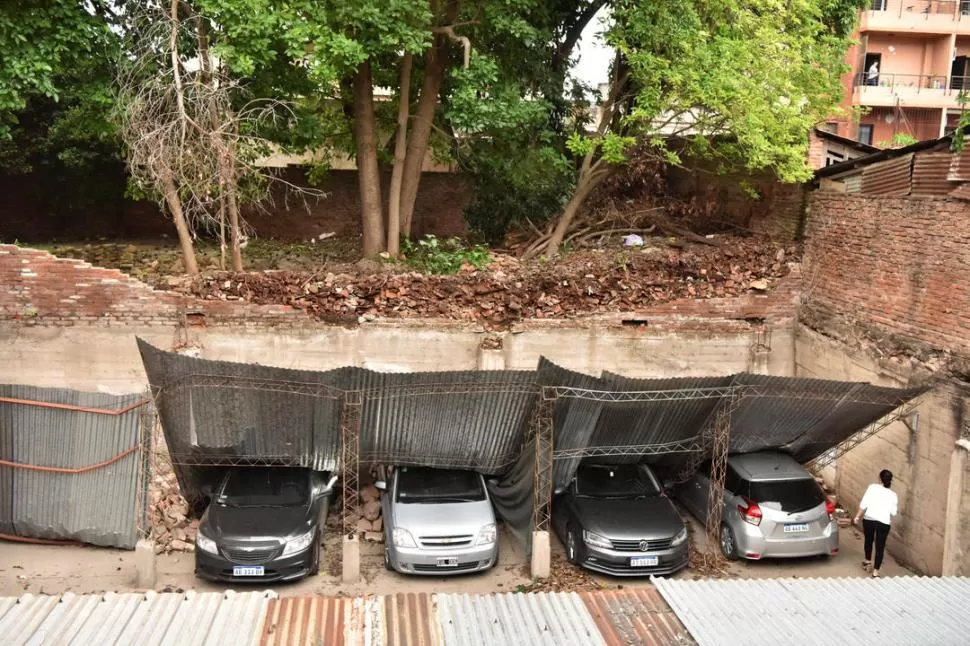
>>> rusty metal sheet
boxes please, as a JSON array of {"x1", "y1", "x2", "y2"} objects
[
  {"x1": 860, "y1": 154, "x2": 912, "y2": 196},
  {"x1": 947, "y1": 146, "x2": 970, "y2": 182},
  {"x1": 384, "y1": 593, "x2": 440, "y2": 646},
  {"x1": 261, "y1": 596, "x2": 366, "y2": 646},
  {"x1": 911, "y1": 152, "x2": 955, "y2": 196},
  {"x1": 581, "y1": 589, "x2": 694, "y2": 646},
  {"x1": 950, "y1": 182, "x2": 970, "y2": 201}
]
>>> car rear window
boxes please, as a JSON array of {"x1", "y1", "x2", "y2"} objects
[
  {"x1": 748, "y1": 478, "x2": 825, "y2": 512},
  {"x1": 219, "y1": 468, "x2": 310, "y2": 507},
  {"x1": 396, "y1": 467, "x2": 486, "y2": 503}
]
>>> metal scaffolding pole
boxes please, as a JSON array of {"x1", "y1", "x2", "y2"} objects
[
  {"x1": 806, "y1": 396, "x2": 925, "y2": 471},
  {"x1": 705, "y1": 391, "x2": 739, "y2": 557},
  {"x1": 532, "y1": 387, "x2": 557, "y2": 534},
  {"x1": 341, "y1": 390, "x2": 363, "y2": 537}
]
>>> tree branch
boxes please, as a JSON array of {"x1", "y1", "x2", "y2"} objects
[{"x1": 431, "y1": 25, "x2": 471, "y2": 69}]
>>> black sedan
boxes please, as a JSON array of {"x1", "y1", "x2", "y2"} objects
[
  {"x1": 194, "y1": 467, "x2": 335, "y2": 583},
  {"x1": 552, "y1": 463, "x2": 689, "y2": 576}
]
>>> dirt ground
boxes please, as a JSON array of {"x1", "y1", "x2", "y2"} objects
[{"x1": 0, "y1": 517, "x2": 914, "y2": 598}]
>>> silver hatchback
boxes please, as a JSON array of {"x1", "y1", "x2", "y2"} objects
[
  {"x1": 677, "y1": 452, "x2": 838, "y2": 560},
  {"x1": 377, "y1": 467, "x2": 499, "y2": 575}
]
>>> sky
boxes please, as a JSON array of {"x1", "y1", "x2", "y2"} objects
[{"x1": 571, "y1": 8, "x2": 614, "y2": 89}]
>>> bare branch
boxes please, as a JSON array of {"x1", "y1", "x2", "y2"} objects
[{"x1": 431, "y1": 25, "x2": 471, "y2": 69}]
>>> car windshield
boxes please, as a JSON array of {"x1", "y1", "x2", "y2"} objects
[
  {"x1": 748, "y1": 478, "x2": 825, "y2": 513},
  {"x1": 395, "y1": 467, "x2": 486, "y2": 503},
  {"x1": 574, "y1": 465, "x2": 660, "y2": 498},
  {"x1": 217, "y1": 468, "x2": 310, "y2": 508}
]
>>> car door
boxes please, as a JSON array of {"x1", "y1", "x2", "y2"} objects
[
  {"x1": 680, "y1": 464, "x2": 713, "y2": 525},
  {"x1": 381, "y1": 469, "x2": 397, "y2": 542},
  {"x1": 720, "y1": 465, "x2": 748, "y2": 530}
]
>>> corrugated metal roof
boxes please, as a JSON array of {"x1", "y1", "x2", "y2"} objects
[
  {"x1": 911, "y1": 151, "x2": 954, "y2": 196},
  {"x1": 436, "y1": 592, "x2": 605, "y2": 646},
  {"x1": 260, "y1": 596, "x2": 368, "y2": 646},
  {"x1": 947, "y1": 146, "x2": 970, "y2": 182},
  {"x1": 861, "y1": 154, "x2": 912, "y2": 196},
  {"x1": 384, "y1": 592, "x2": 439, "y2": 646},
  {"x1": 0, "y1": 590, "x2": 276, "y2": 646},
  {"x1": 654, "y1": 576, "x2": 970, "y2": 646},
  {"x1": 353, "y1": 370, "x2": 538, "y2": 474},
  {"x1": 0, "y1": 385, "x2": 146, "y2": 548},
  {"x1": 580, "y1": 589, "x2": 693, "y2": 646}
]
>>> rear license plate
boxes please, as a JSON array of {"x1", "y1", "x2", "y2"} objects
[
  {"x1": 436, "y1": 557, "x2": 458, "y2": 567},
  {"x1": 630, "y1": 556, "x2": 659, "y2": 567},
  {"x1": 232, "y1": 566, "x2": 264, "y2": 577},
  {"x1": 784, "y1": 523, "x2": 810, "y2": 533}
]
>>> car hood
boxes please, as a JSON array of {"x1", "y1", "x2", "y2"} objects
[
  {"x1": 572, "y1": 496, "x2": 684, "y2": 540},
  {"x1": 201, "y1": 503, "x2": 313, "y2": 542},
  {"x1": 392, "y1": 499, "x2": 495, "y2": 537}
]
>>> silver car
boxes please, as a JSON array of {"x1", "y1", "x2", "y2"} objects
[
  {"x1": 677, "y1": 452, "x2": 838, "y2": 560},
  {"x1": 377, "y1": 466, "x2": 499, "y2": 575}
]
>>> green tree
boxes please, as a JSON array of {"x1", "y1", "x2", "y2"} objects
[{"x1": 529, "y1": 0, "x2": 865, "y2": 257}]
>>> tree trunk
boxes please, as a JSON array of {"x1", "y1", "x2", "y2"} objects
[
  {"x1": 398, "y1": 37, "x2": 448, "y2": 237},
  {"x1": 227, "y1": 181, "x2": 243, "y2": 272},
  {"x1": 353, "y1": 60, "x2": 386, "y2": 257},
  {"x1": 160, "y1": 174, "x2": 199, "y2": 276},
  {"x1": 387, "y1": 53, "x2": 413, "y2": 256},
  {"x1": 541, "y1": 168, "x2": 611, "y2": 257}
]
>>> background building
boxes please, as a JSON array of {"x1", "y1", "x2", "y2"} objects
[{"x1": 833, "y1": 0, "x2": 970, "y2": 148}]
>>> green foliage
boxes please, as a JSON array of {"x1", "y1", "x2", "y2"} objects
[
  {"x1": 876, "y1": 133, "x2": 919, "y2": 149},
  {"x1": 606, "y1": 0, "x2": 866, "y2": 183},
  {"x1": 397, "y1": 235, "x2": 492, "y2": 275}
]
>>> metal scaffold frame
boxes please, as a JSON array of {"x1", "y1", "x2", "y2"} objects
[
  {"x1": 806, "y1": 395, "x2": 925, "y2": 471},
  {"x1": 705, "y1": 391, "x2": 739, "y2": 554},
  {"x1": 532, "y1": 388, "x2": 557, "y2": 534},
  {"x1": 135, "y1": 394, "x2": 155, "y2": 538},
  {"x1": 341, "y1": 390, "x2": 362, "y2": 537}
]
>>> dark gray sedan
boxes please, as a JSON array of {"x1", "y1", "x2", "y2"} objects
[{"x1": 552, "y1": 464, "x2": 689, "y2": 576}]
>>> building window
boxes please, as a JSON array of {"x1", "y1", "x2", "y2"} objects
[
  {"x1": 825, "y1": 150, "x2": 846, "y2": 166},
  {"x1": 858, "y1": 124, "x2": 874, "y2": 146},
  {"x1": 871, "y1": 0, "x2": 887, "y2": 9}
]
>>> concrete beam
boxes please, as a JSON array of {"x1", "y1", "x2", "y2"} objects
[
  {"x1": 530, "y1": 530, "x2": 551, "y2": 579},
  {"x1": 943, "y1": 439, "x2": 970, "y2": 576},
  {"x1": 342, "y1": 535, "x2": 361, "y2": 583},
  {"x1": 134, "y1": 539, "x2": 157, "y2": 589},
  {"x1": 477, "y1": 347, "x2": 506, "y2": 370}
]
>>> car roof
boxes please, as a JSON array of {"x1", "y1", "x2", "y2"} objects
[{"x1": 727, "y1": 452, "x2": 811, "y2": 481}]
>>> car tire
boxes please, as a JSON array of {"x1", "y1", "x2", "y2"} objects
[
  {"x1": 720, "y1": 524, "x2": 739, "y2": 561},
  {"x1": 384, "y1": 547, "x2": 393, "y2": 571},
  {"x1": 310, "y1": 542, "x2": 321, "y2": 575},
  {"x1": 565, "y1": 527, "x2": 584, "y2": 565}
]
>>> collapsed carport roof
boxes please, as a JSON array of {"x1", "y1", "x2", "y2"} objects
[{"x1": 535, "y1": 359, "x2": 926, "y2": 490}]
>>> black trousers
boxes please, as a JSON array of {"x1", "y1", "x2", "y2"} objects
[{"x1": 863, "y1": 519, "x2": 891, "y2": 569}]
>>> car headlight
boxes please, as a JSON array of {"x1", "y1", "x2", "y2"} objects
[
  {"x1": 582, "y1": 530, "x2": 611, "y2": 549},
  {"x1": 282, "y1": 529, "x2": 315, "y2": 556},
  {"x1": 392, "y1": 528, "x2": 417, "y2": 548},
  {"x1": 477, "y1": 523, "x2": 497, "y2": 545},
  {"x1": 670, "y1": 527, "x2": 688, "y2": 547},
  {"x1": 195, "y1": 534, "x2": 218, "y2": 555}
]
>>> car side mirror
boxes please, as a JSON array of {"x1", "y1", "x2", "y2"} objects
[
  {"x1": 374, "y1": 480, "x2": 387, "y2": 491},
  {"x1": 663, "y1": 480, "x2": 674, "y2": 491},
  {"x1": 200, "y1": 484, "x2": 213, "y2": 498},
  {"x1": 316, "y1": 474, "x2": 338, "y2": 495}
]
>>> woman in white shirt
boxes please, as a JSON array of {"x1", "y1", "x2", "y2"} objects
[{"x1": 853, "y1": 469, "x2": 898, "y2": 578}]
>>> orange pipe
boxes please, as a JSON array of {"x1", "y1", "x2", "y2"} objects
[
  {"x1": 0, "y1": 445, "x2": 139, "y2": 474},
  {"x1": 0, "y1": 397, "x2": 151, "y2": 416},
  {"x1": 0, "y1": 532, "x2": 80, "y2": 546}
]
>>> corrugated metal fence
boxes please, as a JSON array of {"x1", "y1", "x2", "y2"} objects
[{"x1": 0, "y1": 385, "x2": 152, "y2": 549}]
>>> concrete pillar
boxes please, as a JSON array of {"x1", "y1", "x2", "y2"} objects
[
  {"x1": 134, "y1": 539, "x2": 156, "y2": 589},
  {"x1": 942, "y1": 439, "x2": 970, "y2": 576},
  {"x1": 477, "y1": 347, "x2": 506, "y2": 370},
  {"x1": 530, "y1": 530, "x2": 551, "y2": 579},
  {"x1": 342, "y1": 535, "x2": 360, "y2": 583}
]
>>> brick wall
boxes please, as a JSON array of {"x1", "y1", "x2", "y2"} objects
[
  {"x1": 803, "y1": 193, "x2": 970, "y2": 362},
  {"x1": 0, "y1": 245, "x2": 307, "y2": 327}
]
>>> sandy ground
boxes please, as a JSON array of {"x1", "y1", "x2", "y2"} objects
[{"x1": 0, "y1": 519, "x2": 913, "y2": 598}]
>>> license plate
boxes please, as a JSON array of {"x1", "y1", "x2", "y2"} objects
[
  {"x1": 631, "y1": 556, "x2": 659, "y2": 567},
  {"x1": 784, "y1": 523, "x2": 810, "y2": 533},
  {"x1": 436, "y1": 557, "x2": 458, "y2": 567},
  {"x1": 232, "y1": 566, "x2": 264, "y2": 576}
]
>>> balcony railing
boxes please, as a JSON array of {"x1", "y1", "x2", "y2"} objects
[
  {"x1": 868, "y1": 0, "x2": 969, "y2": 17},
  {"x1": 855, "y1": 72, "x2": 949, "y2": 90}
]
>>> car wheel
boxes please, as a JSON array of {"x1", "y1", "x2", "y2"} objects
[
  {"x1": 384, "y1": 547, "x2": 393, "y2": 571},
  {"x1": 566, "y1": 527, "x2": 583, "y2": 565},
  {"x1": 720, "y1": 524, "x2": 739, "y2": 561},
  {"x1": 310, "y1": 542, "x2": 320, "y2": 575}
]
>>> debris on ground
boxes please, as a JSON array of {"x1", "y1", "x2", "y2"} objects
[
  {"x1": 149, "y1": 433, "x2": 196, "y2": 554},
  {"x1": 515, "y1": 556, "x2": 605, "y2": 593},
  {"x1": 171, "y1": 236, "x2": 797, "y2": 330}
]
